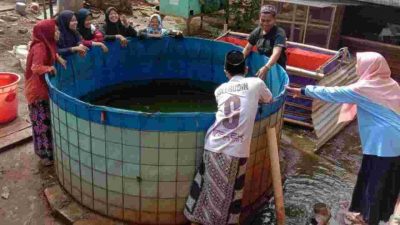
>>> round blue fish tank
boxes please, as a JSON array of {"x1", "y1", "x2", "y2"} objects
[{"x1": 46, "y1": 37, "x2": 288, "y2": 224}]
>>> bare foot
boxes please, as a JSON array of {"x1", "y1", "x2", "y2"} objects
[
  {"x1": 344, "y1": 212, "x2": 367, "y2": 225},
  {"x1": 40, "y1": 158, "x2": 54, "y2": 167}
]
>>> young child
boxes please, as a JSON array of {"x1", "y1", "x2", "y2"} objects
[
  {"x1": 56, "y1": 10, "x2": 88, "y2": 57},
  {"x1": 76, "y1": 8, "x2": 108, "y2": 53},
  {"x1": 138, "y1": 14, "x2": 183, "y2": 39},
  {"x1": 100, "y1": 7, "x2": 137, "y2": 47},
  {"x1": 25, "y1": 19, "x2": 59, "y2": 166},
  {"x1": 184, "y1": 51, "x2": 272, "y2": 225},
  {"x1": 309, "y1": 203, "x2": 331, "y2": 225},
  {"x1": 287, "y1": 52, "x2": 400, "y2": 225}
]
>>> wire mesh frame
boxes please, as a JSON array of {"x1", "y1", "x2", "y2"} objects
[
  {"x1": 48, "y1": 37, "x2": 288, "y2": 224},
  {"x1": 51, "y1": 101, "x2": 286, "y2": 225},
  {"x1": 51, "y1": 105, "x2": 207, "y2": 223},
  {"x1": 240, "y1": 105, "x2": 285, "y2": 224}
]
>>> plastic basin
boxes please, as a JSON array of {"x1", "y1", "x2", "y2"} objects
[{"x1": 0, "y1": 72, "x2": 21, "y2": 124}]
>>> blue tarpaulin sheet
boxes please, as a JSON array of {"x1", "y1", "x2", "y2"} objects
[{"x1": 47, "y1": 37, "x2": 289, "y2": 131}]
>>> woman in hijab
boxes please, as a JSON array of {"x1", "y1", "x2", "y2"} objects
[
  {"x1": 100, "y1": 7, "x2": 137, "y2": 47},
  {"x1": 76, "y1": 8, "x2": 108, "y2": 53},
  {"x1": 56, "y1": 10, "x2": 88, "y2": 57},
  {"x1": 287, "y1": 52, "x2": 400, "y2": 225},
  {"x1": 25, "y1": 19, "x2": 59, "y2": 166},
  {"x1": 138, "y1": 13, "x2": 183, "y2": 39}
]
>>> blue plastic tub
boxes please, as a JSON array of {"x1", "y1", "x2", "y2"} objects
[{"x1": 46, "y1": 37, "x2": 289, "y2": 224}]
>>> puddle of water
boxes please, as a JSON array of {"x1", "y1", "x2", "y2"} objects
[{"x1": 252, "y1": 121, "x2": 362, "y2": 224}]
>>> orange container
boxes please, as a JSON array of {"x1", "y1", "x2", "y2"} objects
[{"x1": 0, "y1": 72, "x2": 21, "y2": 124}]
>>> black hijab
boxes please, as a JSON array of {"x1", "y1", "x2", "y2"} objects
[
  {"x1": 77, "y1": 8, "x2": 93, "y2": 40},
  {"x1": 102, "y1": 7, "x2": 136, "y2": 37},
  {"x1": 56, "y1": 10, "x2": 81, "y2": 48},
  {"x1": 103, "y1": 7, "x2": 123, "y2": 35}
]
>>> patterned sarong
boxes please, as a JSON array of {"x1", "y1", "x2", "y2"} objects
[
  {"x1": 184, "y1": 150, "x2": 247, "y2": 225},
  {"x1": 28, "y1": 100, "x2": 53, "y2": 160}
]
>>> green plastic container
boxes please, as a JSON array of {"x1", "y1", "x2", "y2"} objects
[{"x1": 159, "y1": 0, "x2": 202, "y2": 19}]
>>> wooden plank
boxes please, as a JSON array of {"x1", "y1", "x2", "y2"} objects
[
  {"x1": 285, "y1": 102, "x2": 312, "y2": 111},
  {"x1": 0, "y1": 128, "x2": 32, "y2": 153},
  {"x1": 326, "y1": 6, "x2": 336, "y2": 49},
  {"x1": 0, "y1": 118, "x2": 31, "y2": 138},
  {"x1": 287, "y1": 66, "x2": 324, "y2": 80},
  {"x1": 283, "y1": 118, "x2": 314, "y2": 128},
  {"x1": 329, "y1": 5, "x2": 346, "y2": 49}
]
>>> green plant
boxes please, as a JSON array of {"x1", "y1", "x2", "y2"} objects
[{"x1": 226, "y1": 0, "x2": 261, "y2": 32}]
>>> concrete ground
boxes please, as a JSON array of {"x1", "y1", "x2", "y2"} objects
[{"x1": 0, "y1": 142, "x2": 62, "y2": 225}]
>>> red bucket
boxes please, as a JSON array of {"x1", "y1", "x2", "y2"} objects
[{"x1": 0, "y1": 72, "x2": 21, "y2": 124}]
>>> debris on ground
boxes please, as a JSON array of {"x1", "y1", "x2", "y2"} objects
[
  {"x1": 18, "y1": 28, "x2": 28, "y2": 34},
  {"x1": 0, "y1": 15, "x2": 19, "y2": 22},
  {"x1": 9, "y1": 45, "x2": 28, "y2": 71},
  {"x1": 15, "y1": 2, "x2": 27, "y2": 16},
  {"x1": 29, "y1": 3, "x2": 40, "y2": 14},
  {"x1": 1, "y1": 186, "x2": 10, "y2": 199}
]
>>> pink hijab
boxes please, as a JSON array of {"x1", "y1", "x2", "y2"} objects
[{"x1": 338, "y1": 52, "x2": 400, "y2": 123}]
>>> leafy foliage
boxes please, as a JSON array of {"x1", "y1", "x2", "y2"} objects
[{"x1": 226, "y1": 0, "x2": 261, "y2": 32}]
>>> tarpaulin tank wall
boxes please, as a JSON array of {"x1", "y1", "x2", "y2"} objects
[{"x1": 46, "y1": 37, "x2": 288, "y2": 224}]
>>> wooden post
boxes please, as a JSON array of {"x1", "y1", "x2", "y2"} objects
[
  {"x1": 49, "y1": 0, "x2": 54, "y2": 17},
  {"x1": 186, "y1": 17, "x2": 191, "y2": 35},
  {"x1": 302, "y1": 6, "x2": 310, "y2": 44},
  {"x1": 326, "y1": 6, "x2": 337, "y2": 49},
  {"x1": 224, "y1": 0, "x2": 229, "y2": 29},
  {"x1": 223, "y1": 23, "x2": 228, "y2": 33},
  {"x1": 42, "y1": 0, "x2": 47, "y2": 19},
  {"x1": 289, "y1": 4, "x2": 297, "y2": 42},
  {"x1": 266, "y1": 126, "x2": 285, "y2": 225}
]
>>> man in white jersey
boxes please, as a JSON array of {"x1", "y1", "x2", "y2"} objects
[{"x1": 184, "y1": 50, "x2": 272, "y2": 225}]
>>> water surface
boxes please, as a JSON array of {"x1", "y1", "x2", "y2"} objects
[
  {"x1": 253, "y1": 122, "x2": 362, "y2": 225},
  {"x1": 81, "y1": 79, "x2": 218, "y2": 113}
]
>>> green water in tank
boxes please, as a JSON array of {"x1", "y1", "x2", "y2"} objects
[{"x1": 81, "y1": 79, "x2": 218, "y2": 113}]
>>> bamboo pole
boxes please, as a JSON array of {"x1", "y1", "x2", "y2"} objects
[{"x1": 266, "y1": 127, "x2": 285, "y2": 225}]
